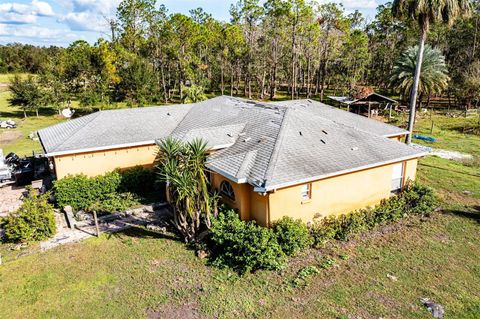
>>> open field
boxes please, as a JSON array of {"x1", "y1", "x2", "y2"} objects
[
  {"x1": 0, "y1": 90, "x2": 65, "y2": 156},
  {"x1": 0, "y1": 89, "x2": 479, "y2": 318}
]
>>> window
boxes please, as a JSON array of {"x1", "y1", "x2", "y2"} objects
[
  {"x1": 391, "y1": 162, "x2": 405, "y2": 194},
  {"x1": 301, "y1": 183, "x2": 312, "y2": 200},
  {"x1": 220, "y1": 181, "x2": 235, "y2": 201}
]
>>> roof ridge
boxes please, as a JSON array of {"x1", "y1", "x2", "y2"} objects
[
  {"x1": 262, "y1": 107, "x2": 291, "y2": 187},
  {"x1": 49, "y1": 111, "x2": 102, "y2": 152}
]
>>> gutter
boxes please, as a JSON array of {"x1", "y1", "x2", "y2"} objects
[
  {"x1": 44, "y1": 140, "x2": 157, "y2": 157},
  {"x1": 252, "y1": 152, "x2": 428, "y2": 193}
]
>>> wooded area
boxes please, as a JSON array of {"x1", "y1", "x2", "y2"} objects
[{"x1": 1, "y1": 0, "x2": 479, "y2": 113}]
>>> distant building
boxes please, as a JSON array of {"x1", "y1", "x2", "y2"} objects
[{"x1": 328, "y1": 92, "x2": 398, "y2": 118}]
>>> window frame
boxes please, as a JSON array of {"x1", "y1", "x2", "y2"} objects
[
  {"x1": 391, "y1": 162, "x2": 405, "y2": 194},
  {"x1": 301, "y1": 183, "x2": 312, "y2": 201},
  {"x1": 220, "y1": 181, "x2": 235, "y2": 201}
]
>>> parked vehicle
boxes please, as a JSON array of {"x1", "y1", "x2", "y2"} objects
[
  {"x1": 0, "y1": 119, "x2": 17, "y2": 129},
  {"x1": 0, "y1": 149, "x2": 50, "y2": 187}
]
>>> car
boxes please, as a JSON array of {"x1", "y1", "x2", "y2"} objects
[{"x1": 0, "y1": 119, "x2": 17, "y2": 129}]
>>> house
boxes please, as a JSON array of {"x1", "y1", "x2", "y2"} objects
[{"x1": 38, "y1": 96, "x2": 425, "y2": 226}]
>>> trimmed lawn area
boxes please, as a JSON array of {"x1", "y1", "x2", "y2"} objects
[
  {"x1": 0, "y1": 103, "x2": 479, "y2": 318},
  {"x1": 0, "y1": 90, "x2": 65, "y2": 156}
]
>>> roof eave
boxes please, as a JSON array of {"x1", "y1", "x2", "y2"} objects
[
  {"x1": 260, "y1": 152, "x2": 428, "y2": 192},
  {"x1": 44, "y1": 140, "x2": 157, "y2": 157}
]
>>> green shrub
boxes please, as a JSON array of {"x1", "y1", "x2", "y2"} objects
[
  {"x1": 310, "y1": 183, "x2": 437, "y2": 247},
  {"x1": 272, "y1": 216, "x2": 312, "y2": 256},
  {"x1": 54, "y1": 172, "x2": 122, "y2": 211},
  {"x1": 118, "y1": 166, "x2": 156, "y2": 195},
  {"x1": 89, "y1": 192, "x2": 141, "y2": 213},
  {"x1": 2, "y1": 188, "x2": 56, "y2": 243},
  {"x1": 209, "y1": 210, "x2": 286, "y2": 274}
]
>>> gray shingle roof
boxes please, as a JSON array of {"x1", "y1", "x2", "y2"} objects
[
  {"x1": 269, "y1": 99, "x2": 407, "y2": 137},
  {"x1": 38, "y1": 104, "x2": 192, "y2": 155},
  {"x1": 38, "y1": 96, "x2": 424, "y2": 190}
]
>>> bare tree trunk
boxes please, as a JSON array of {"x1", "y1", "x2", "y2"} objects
[{"x1": 406, "y1": 28, "x2": 426, "y2": 144}]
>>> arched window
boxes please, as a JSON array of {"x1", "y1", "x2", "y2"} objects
[{"x1": 220, "y1": 181, "x2": 235, "y2": 201}]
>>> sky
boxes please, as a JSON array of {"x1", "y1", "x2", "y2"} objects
[{"x1": 0, "y1": 0, "x2": 387, "y2": 47}]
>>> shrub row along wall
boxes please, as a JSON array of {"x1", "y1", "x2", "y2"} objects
[
  {"x1": 208, "y1": 183, "x2": 437, "y2": 274},
  {"x1": 310, "y1": 183, "x2": 437, "y2": 246},
  {"x1": 54, "y1": 166, "x2": 157, "y2": 211}
]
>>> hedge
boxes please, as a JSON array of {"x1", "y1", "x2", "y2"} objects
[
  {"x1": 310, "y1": 182, "x2": 437, "y2": 246},
  {"x1": 54, "y1": 166, "x2": 156, "y2": 211}
]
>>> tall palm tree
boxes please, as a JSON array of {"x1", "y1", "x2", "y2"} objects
[
  {"x1": 155, "y1": 137, "x2": 217, "y2": 243},
  {"x1": 392, "y1": 0, "x2": 471, "y2": 144},
  {"x1": 391, "y1": 45, "x2": 450, "y2": 106}
]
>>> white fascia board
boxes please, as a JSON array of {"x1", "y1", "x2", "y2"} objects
[{"x1": 45, "y1": 140, "x2": 156, "y2": 157}]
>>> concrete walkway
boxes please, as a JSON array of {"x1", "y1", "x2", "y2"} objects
[
  {"x1": 0, "y1": 185, "x2": 26, "y2": 216},
  {"x1": 40, "y1": 204, "x2": 169, "y2": 251}
]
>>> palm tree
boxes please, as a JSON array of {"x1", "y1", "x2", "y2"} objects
[
  {"x1": 392, "y1": 0, "x2": 471, "y2": 144},
  {"x1": 155, "y1": 137, "x2": 218, "y2": 243},
  {"x1": 182, "y1": 84, "x2": 208, "y2": 104},
  {"x1": 391, "y1": 45, "x2": 450, "y2": 108}
]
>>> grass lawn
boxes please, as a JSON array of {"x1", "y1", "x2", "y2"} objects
[
  {"x1": 0, "y1": 101, "x2": 479, "y2": 318},
  {"x1": 0, "y1": 90, "x2": 65, "y2": 156}
]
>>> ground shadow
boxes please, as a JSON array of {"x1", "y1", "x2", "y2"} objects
[
  {"x1": 107, "y1": 224, "x2": 181, "y2": 242},
  {"x1": 444, "y1": 206, "x2": 480, "y2": 223},
  {"x1": 419, "y1": 163, "x2": 480, "y2": 178}
]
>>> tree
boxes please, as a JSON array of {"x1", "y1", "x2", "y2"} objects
[
  {"x1": 155, "y1": 137, "x2": 218, "y2": 244},
  {"x1": 391, "y1": 45, "x2": 449, "y2": 108},
  {"x1": 8, "y1": 75, "x2": 45, "y2": 117},
  {"x1": 392, "y1": 0, "x2": 472, "y2": 144},
  {"x1": 182, "y1": 84, "x2": 207, "y2": 103}
]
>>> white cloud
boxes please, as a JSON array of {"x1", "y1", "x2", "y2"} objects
[
  {"x1": 59, "y1": 0, "x2": 120, "y2": 32},
  {"x1": 316, "y1": 0, "x2": 378, "y2": 10},
  {"x1": 0, "y1": 23, "x2": 75, "y2": 40},
  {"x1": 0, "y1": 0, "x2": 54, "y2": 24}
]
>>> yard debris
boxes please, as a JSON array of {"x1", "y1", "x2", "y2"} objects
[
  {"x1": 421, "y1": 298, "x2": 445, "y2": 318},
  {"x1": 146, "y1": 224, "x2": 166, "y2": 233},
  {"x1": 386, "y1": 273, "x2": 398, "y2": 282},
  {"x1": 196, "y1": 249, "x2": 209, "y2": 259},
  {"x1": 463, "y1": 190, "x2": 474, "y2": 196}
]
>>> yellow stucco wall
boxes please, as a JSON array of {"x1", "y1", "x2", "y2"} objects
[
  {"x1": 211, "y1": 173, "x2": 253, "y2": 221},
  {"x1": 267, "y1": 159, "x2": 419, "y2": 224},
  {"x1": 53, "y1": 144, "x2": 158, "y2": 179}
]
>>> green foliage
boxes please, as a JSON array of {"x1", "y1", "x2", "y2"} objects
[
  {"x1": 209, "y1": 210, "x2": 286, "y2": 274},
  {"x1": 117, "y1": 166, "x2": 156, "y2": 195},
  {"x1": 88, "y1": 192, "x2": 141, "y2": 214},
  {"x1": 289, "y1": 265, "x2": 320, "y2": 288},
  {"x1": 391, "y1": 45, "x2": 450, "y2": 98},
  {"x1": 272, "y1": 216, "x2": 312, "y2": 256},
  {"x1": 310, "y1": 183, "x2": 437, "y2": 247},
  {"x1": 156, "y1": 137, "x2": 218, "y2": 243},
  {"x1": 54, "y1": 172, "x2": 122, "y2": 211},
  {"x1": 1, "y1": 188, "x2": 56, "y2": 243},
  {"x1": 54, "y1": 167, "x2": 157, "y2": 211},
  {"x1": 8, "y1": 74, "x2": 45, "y2": 117},
  {"x1": 182, "y1": 84, "x2": 207, "y2": 103}
]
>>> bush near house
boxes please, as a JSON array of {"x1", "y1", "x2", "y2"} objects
[
  {"x1": 310, "y1": 183, "x2": 437, "y2": 246},
  {"x1": 54, "y1": 167, "x2": 156, "y2": 211},
  {"x1": 272, "y1": 216, "x2": 313, "y2": 256},
  {"x1": 1, "y1": 188, "x2": 56, "y2": 243},
  {"x1": 209, "y1": 210, "x2": 287, "y2": 274}
]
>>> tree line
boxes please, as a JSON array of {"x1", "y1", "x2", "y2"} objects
[{"x1": 2, "y1": 0, "x2": 480, "y2": 116}]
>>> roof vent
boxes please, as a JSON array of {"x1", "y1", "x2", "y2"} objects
[
  {"x1": 322, "y1": 130, "x2": 328, "y2": 135},
  {"x1": 299, "y1": 131, "x2": 303, "y2": 136},
  {"x1": 243, "y1": 137, "x2": 251, "y2": 142},
  {"x1": 227, "y1": 133, "x2": 232, "y2": 137},
  {"x1": 351, "y1": 147, "x2": 359, "y2": 151},
  {"x1": 320, "y1": 139, "x2": 326, "y2": 144},
  {"x1": 167, "y1": 112, "x2": 171, "y2": 116}
]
